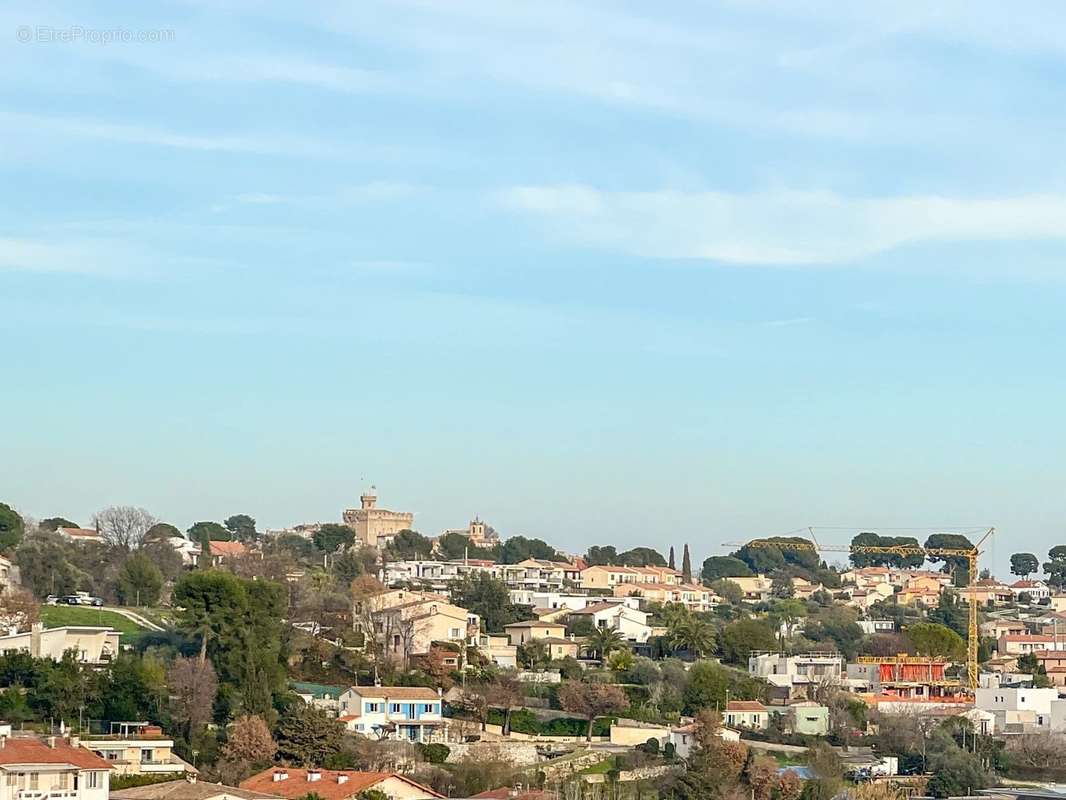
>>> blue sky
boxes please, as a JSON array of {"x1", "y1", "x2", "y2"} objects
[{"x1": 3, "y1": 1, "x2": 1065, "y2": 576}]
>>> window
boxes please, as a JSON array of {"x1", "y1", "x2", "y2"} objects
[
  {"x1": 390, "y1": 703, "x2": 402, "y2": 713},
  {"x1": 29, "y1": 773, "x2": 39, "y2": 790},
  {"x1": 141, "y1": 748, "x2": 153, "y2": 763},
  {"x1": 366, "y1": 702, "x2": 381, "y2": 712},
  {"x1": 85, "y1": 772, "x2": 101, "y2": 790},
  {"x1": 423, "y1": 704, "x2": 436, "y2": 713}
]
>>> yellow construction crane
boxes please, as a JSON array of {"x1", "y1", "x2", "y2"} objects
[{"x1": 722, "y1": 528, "x2": 995, "y2": 690}]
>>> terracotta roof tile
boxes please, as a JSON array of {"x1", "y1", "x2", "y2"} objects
[
  {"x1": 344, "y1": 686, "x2": 440, "y2": 700},
  {"x1": 240, "y1": 769, "x2": 442, "y2": 800},
  {"x1": 0, "y1": 736, "x2": 110, "y2": 769}
]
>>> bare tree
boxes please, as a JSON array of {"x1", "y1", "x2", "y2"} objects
[
  {"x1": 220, "y1": 714, "x2": 276, "y2": 764},
  {"x1": 485, "y1": 674, "x2": 525, "y2": 735},
  {"x1": 1007, "y1": 734, "x2": 1066, "y2": 768},
  {"x1": 0, "y1": 589, "x2": 40, "y2": 632},
  {"x1": 168, "y1": 656, "x2": 218, "y2": 741},
  {"x1": 93, "y1": 506, "x2": 156, "y2": 550}
]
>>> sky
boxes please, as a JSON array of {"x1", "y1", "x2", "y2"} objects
[{"x1": 3, "y1": 1, "x2": 1066, "y2": 577}]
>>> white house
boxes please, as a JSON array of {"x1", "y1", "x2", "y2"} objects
[
  {"x1": 669, "y1": 721, "x2": 740, "y2": 760},
  {"x1": 338, "y1": 686, "x2": 444, "y2": 742},
  {"x1": 856, "y1": 620, "x2": 896, "y2": 635},
  {"x1": 0, "y1": 730, "x2": 111, "y2": 800},
  {"x1": 1010, "y1": 580, "x2": 1051, "y2": 602},
  {"x1": 724, "y1": 701, "x2": 770, "y2": 731},
  {"x1": 568, "y1": 601, "x2": 653, "y2": 643},
  {"x1": 0, "y1": 624, "x2": 120, "y2": 664},
  {"x1": 509, "y1": 591, "x2": 642, "y2": 612},
  {"x1": 167, "y1": 536, "x2": 202, "y2": 567},
  {"x1": 975, "y1": 686, "x2": 1060, "y2": 730}
]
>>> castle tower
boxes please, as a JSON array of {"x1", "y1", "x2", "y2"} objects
[{"x1": 361, "y1": 487, "x2": 378, "y2": 510}]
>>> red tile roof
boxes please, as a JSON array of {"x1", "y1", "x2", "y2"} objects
[
  {"x1": 726, "y1": 700, "x2": 767, "y2": 712},
  {"x1": 241, "y1": 769, "x2": 442, "y2": 800},
  {"x1": 0, "y1": 736, "x2": 110, "y2": 769},
  {"x1": 344, "y1": 686, "x2": 439, "y2": 700},
  {"x1": 209, "y1": 540, "x2": 248, "y2": 557}
]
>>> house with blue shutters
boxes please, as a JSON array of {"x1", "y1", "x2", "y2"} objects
[{"x1": 338, "y1": 686, "x2": 445, "y2": 742}]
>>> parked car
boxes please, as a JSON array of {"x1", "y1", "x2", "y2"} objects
[
  {"x1": 45, "y1": 595, "x2": 59, "y2": 605},
  {"x1": 61, "y1": 595, "x2": 81, "y2": 605}
]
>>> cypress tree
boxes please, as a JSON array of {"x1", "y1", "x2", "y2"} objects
[{"x1": 682, "y1": 543, "x2": 692, "y2": 582}]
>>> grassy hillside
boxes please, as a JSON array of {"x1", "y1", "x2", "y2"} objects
[{"x1": 40, "y1": 605, "x2": 149, "y2": 641}]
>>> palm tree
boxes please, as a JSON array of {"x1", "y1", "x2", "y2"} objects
[
  {"x1": 584, "y1": 626, "x2": 626, "y2": 661},
  {"x1": 666, "y1": 616, "x2": 716, "y2": 657}
]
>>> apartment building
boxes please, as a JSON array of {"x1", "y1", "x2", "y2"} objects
[
  {"x1": 508, "y1": 591, "x2": 641, "y2": 612},
  {"x1": 847, "y1": 655, "x2": 964, "y2": 701},
  {"x1": 498, "y1": 560, "x2": 582, "y2": 592},
  {"x1": 0, "y1": 730, "x2": 110, "y2": 800},
  {"x1": 997, "y1": 634, "x2": 1066, "y2": 655},
  {"x1": 80, "y1": 723, "x2": 192, "y2": 776},
  {"x1": 337, "y1": 686, "x2": 444, "y2": 743},
  {"x1": 749, "y1": 652, "x2": 844, "y2": 701},
  {"x1": 579, "y1": 565, "x2": 682, "y2": 591},
  {"x1": 611, "y1": 582, "x2": 718, "y2": 611}
]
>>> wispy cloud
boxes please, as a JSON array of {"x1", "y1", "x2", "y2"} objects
[
  {"x1": 0, "y1": 111, "x2": 347, "y2": 158},
  {"x1": 0, "y1": 236, "x2": 146, "y2": 277},
  {"x1": 500, "y1": 185, "x2": 1066, "y2": 266}
]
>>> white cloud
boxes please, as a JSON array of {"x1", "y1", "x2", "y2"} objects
[{"x1": 500, "y1": 185, "x2": 1066, "y2": 265}]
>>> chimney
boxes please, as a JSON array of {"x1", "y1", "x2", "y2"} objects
[
  {"x1": 47, "y1": 737, "x2": 57, "y2": 748},
  {"x1": 307, "y1": 770, "x2": 321, "y2": 783},
  {"x1": 337, "y1": 776, "x2": 349, "y2": 785},
  {"x1": 69, "y1": 735, "x2": 80, "y2": 748},
  {"x1": 273, "y1": 771, "x2": 288, "y2": 782}
]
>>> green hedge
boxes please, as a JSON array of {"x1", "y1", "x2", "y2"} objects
[{"x1": 485, "y1": 708, "x2": 613, "y2": 737}]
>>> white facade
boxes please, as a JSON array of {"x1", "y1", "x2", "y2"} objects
[
  {"x1": 749, "y1": 653, "x2": 844, "y2": 690},
  {"x1": 569, "y1": 602, "x2": 652, "y2": 643},
  {"x1": 509, "y1": 591, "x2": 641, "y2": 611},
  {"x1": 338, "y1": 687, "x2": 444, "y2": 743},
  {"x1": 0, "y1": 733, "x2": 110, "y2": 800},
  {"x1": 975, "y1": 686, "x2": 1060, "y2": 730},
  {"x1": 1010, "y1": 580, "x2": 1051, "y2": 602},
  {"x1": 0, "y1": 625, "x2": 120, "y2": 664},
  {"x1": 856, "y1": 620, "x2": 896, "y2": 635}
]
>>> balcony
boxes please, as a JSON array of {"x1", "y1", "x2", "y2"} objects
[{"x1": 18, "y1": 790, "x2": 78, "y2": 800}]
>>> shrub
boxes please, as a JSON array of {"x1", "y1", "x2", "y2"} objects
[{"x1": 418, "y1": 742, "x2": 451, "y2": 764}]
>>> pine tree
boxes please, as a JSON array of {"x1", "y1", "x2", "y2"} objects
[
  {"x1": 682, "y1": 544, "x2": 692, "y2": 582},
  {"x1": 669, "y1": 546, "x2": 676, "y2": 570}
]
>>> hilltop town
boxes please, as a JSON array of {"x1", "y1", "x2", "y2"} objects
[{"x1": 0, "y1": 494, "x2": 1065, "y2": 800}]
